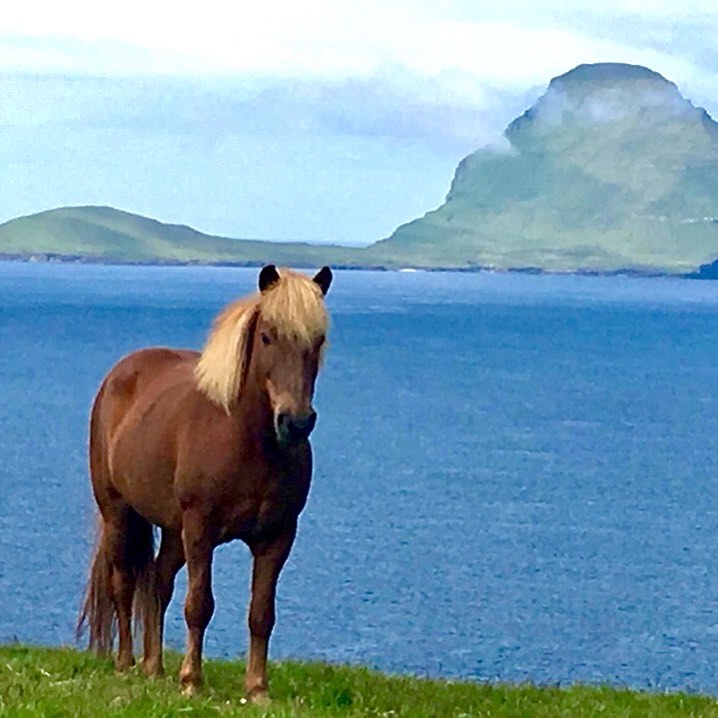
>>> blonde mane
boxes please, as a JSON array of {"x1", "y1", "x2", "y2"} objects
[{"x1": 195, "y1": 269, "x2": 329, "y2": 412}]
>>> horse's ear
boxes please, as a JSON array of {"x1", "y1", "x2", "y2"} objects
[
  {"x1": 258, "y1": 264, "x2": 280, "y2": 293},
  {"x1": 313, "y1": 266, "x2": 333, "y2": 296}
]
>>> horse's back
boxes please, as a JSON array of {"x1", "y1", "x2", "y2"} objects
[
  {"x1": 94, "y1": 347, "x2": 197, "y2": 433},
  {"x1": 103, "y1": 346, "x2": 198, "y2": 397}
]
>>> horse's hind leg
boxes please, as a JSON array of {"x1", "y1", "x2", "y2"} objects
[
  {"x1": 86, "y1": 384, "x2": 154, "y2": 671},
  {"x1": 101, "y1": 507, "x2": 154, "y2": 671},
  {"x1": 94, "y1": 497, "x2": 154, "y2": 671},
  {"x1": 100, "y1": 509, "x2": 137, "y2": 670},
  {"x1": 143, "y1": 528, "x2": 185, "y2": 678}
]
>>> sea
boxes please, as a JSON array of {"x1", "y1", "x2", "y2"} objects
[{"x1": 2, "y1": 262, "x2": 718, "y2": 694}]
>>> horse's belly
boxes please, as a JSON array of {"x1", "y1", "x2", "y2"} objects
[{"x1": 109, "y1": 428, "x2": 181, "y2": 529}]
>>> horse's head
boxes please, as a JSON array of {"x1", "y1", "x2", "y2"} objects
[
  {"x1": 195, "y1": 264, "x2": 332, "y2": 438},
  {"x1": 253, "y1": 264, "x2": 332, "y2": 444}
]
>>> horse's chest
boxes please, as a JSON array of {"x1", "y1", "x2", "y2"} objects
[{"x1": 218, "y1": 475, "x2": 309, "y2": 544}]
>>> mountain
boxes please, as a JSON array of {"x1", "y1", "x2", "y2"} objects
[
  {"x1": 372, "y1": 63, "x2": 718, "y2": 272},
  {"x1": 4, "y1": 64, "x2": 718, "y2": 273},
  {"x1": 0, "y1": 205, "x2": 366, "y2": 267}
]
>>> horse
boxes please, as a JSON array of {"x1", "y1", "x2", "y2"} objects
[{"x1": 77, "y1": 264, "x2": 333, "y2": 703}]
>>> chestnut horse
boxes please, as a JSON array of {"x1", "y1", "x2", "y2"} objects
[{"x1": 78, "y1": 264, "x2": 332, "y2": 702}]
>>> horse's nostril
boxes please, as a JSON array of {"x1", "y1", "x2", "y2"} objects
[
  {"x1": 294, "y1": 411, "x2": 317, "y2": 436},
  {"x1": 276, "y1": 410, "x2": 317, "y2": 442},
  {"x1": 306, "y1": 410, "x2": 317, "y2": 433}
]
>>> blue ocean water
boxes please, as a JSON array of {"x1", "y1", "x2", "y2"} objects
[{"x1": 2, "y1": 262, "x2": 718, "y2": 693}]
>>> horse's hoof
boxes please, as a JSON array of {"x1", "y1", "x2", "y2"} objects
[
  {"x1": 248, "y1": 689, "x2": 270, "y2": 705},
  {"x1": 143, "y1": 661, "x2": 164, "y2": 679},
  {"x1": 179, "y1": 662, "x2": 201, "y2": 696},
  {"x1": 181, "y1": 682, "x2": 198, "y2": 698},
  {"x1": 115, "y1": 655, "x2": 135, "y2": 673}
]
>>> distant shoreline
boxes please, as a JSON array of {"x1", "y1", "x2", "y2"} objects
[
  {"x1": 0, "y1": 252, "x2": 390, "y2": 272},
  {"x1": 2, "y1": 252, "x2": 715, "y2": 279}
]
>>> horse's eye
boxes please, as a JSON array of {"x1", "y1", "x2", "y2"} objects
[{"x1": 261, "y1": 333, "x2": 271, "y2": 346}]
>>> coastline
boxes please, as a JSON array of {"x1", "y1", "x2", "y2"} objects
[{"x1": 0, "y1": 252, "x2": 713, "y2": 280}]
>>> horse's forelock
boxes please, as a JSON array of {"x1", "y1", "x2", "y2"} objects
[{"x1": 258, "y1": 270, "x2": 329, "y2": 345}]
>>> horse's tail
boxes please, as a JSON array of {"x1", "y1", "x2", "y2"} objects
[
  {"x1": 76, "y1": 514, "x2": 115, "y2": 655},
  {"x1": 76, "y1": 511, "x2": 157, "y2": 655}
]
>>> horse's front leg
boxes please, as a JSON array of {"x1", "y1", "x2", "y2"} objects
[
  {"x1": 245, "y1": 523, "x2": 297, "y2": 703},
  {"x1": 179, "y1": 511, "x2": 216, "y2": 695}
]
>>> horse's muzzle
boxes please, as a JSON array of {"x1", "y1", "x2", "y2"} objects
[{"x1": 276, "y1": 410, "x2": 317, "y2": 443}]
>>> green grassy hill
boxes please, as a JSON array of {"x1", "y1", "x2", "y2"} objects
[
  {"x1": 2, "y1": 645, "x2": 717, "y2": 717},
  {"x1": 373, "y1": 63, "x2": 718, "y2": 272},
  {"x1": 0, "y1": 206, "x2": 367, "y2": 267}
]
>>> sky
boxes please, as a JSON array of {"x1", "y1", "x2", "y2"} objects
[{"x1": 2, "y1": 0, "x2": 718, "y2": 245}]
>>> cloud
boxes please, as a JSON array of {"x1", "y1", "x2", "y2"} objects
[
  {"x1": 0, "y1": 70, "x2": 532, "y2": 154},
  {"x1": 544, "y1": 11, "x2": 718, "y2": 112},
  {"x1": 4, "y1": 19, "x2": 717, "y2": 127},
  {"x1": 1, "y1": 1, "x2": 715, "y2": 85},
  {"x1": 3, "y1": 1, "x2": 718, "y2": 122}
]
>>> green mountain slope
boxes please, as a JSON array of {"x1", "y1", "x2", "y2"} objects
[
  {"x1": 0, "y1": 205, "x2": 366, "y2": 267},
  {"x1": 373, "y1": 63, "x2": 718, "y2": 272}
]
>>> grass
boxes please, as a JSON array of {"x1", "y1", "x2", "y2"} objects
[{"x1": 1, "y1": 646, "x2": 718, "y2": 717}]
